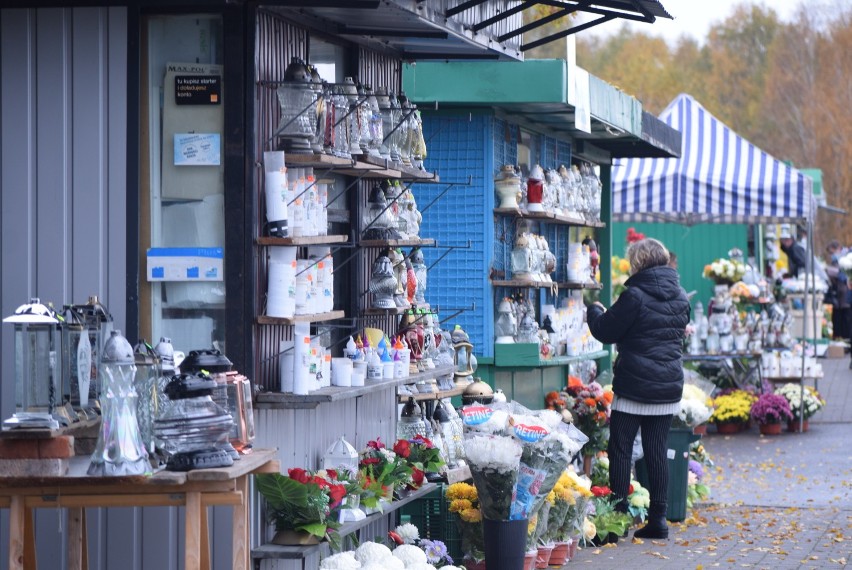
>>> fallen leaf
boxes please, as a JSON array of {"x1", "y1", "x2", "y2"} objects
[{"x1": 632, "y1": 537, "x2": 644, "y2": 544}]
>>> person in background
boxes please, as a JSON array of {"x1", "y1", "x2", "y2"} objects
[
  {"x1": 585, "y1": 238, "x2": 690, "y2": 540},
  {"x1": 668, "y1": 251, "x2": 678, "y2": 269},
  {"x1": 779, "y1": 225, "x2": 807, "y2": 277},
  {"x1": 825, "y1": 240, "x2": 851, "y2": 341}
]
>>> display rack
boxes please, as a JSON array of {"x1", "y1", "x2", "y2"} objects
[{"x1": 493, "y1": 208, "x2": 606, "y2": 228}]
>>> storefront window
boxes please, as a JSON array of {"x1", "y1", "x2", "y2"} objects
[{"x1": 142, "y1": 14, "x2": 225, "y2": 355}]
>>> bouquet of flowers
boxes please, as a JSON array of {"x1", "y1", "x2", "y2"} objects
[
  {"x1": 564, "y1": 376, "x2": 612, "y2": 457},
  {"x1": 588, "y1": 455, "x2": 648, "y2": 522},
  {"x1": 560, "y1": 471, "x2": 593, "y2": 544},
  {"x1": 839, "y1": 251, "x2": 852, "y2": 279},
  {"x1": 709, "y1": 390, "x2": 754, "y2": 424},
  {"x1": 586, "y1": 484, "x2": 632, "y2": 544},
  {"x1": 749, "y1": 392, "x2": 793, "y2": 425},
  {"x1": 774, "y1": 383, "x2": 825, "y2": 420},
  {"x1": 446, "y1": 482, "x2": 485, "y2": 563},
  {"x1": 359, "y1": 438, "x2": 413, "y2": 510},
  {"x1": 256, "y1": 468, "x2": 347, "y2": 543},
  {"x1": 703, "y1": 258, "x2": 746, "y2": 285},
  {"x1": 394, "y1": 434, "x2": 445, "y2": 490},
  {"x1": 674, "y1": 382, "x2": 713, "y2": 428}
]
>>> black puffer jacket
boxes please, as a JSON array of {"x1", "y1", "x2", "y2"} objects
[{"x1": 587, "y1": 266, "x2": 690, "y2": 404}]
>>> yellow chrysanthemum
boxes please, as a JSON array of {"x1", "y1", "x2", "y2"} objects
[
  {"x1": 460, "y1": 508, "x2": 482, "y2": 523},
  {"x1": 449, "y1": 498, "x2": 472, "y2": 513}
]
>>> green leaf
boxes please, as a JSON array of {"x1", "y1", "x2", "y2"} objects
[
  {"x1": 256, "y1": 473, "x2": 309, "y2": 511},
  {"x1": 298, "y1": 521, "x2": 328, "y2": 538}
]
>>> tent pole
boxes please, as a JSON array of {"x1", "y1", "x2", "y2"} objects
[{"x1": 799, "y1": 219, "x2": 815, "y2": 432}]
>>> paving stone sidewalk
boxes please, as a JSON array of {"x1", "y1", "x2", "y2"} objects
[{"x1": 568, "y1": 355, "x2": 852, "y2": 569}]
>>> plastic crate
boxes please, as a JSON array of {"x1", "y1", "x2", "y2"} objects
[{"x1": 399, "y1": 483, "x2": 464, "y2": 562}]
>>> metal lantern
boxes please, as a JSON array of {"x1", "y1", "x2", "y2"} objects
[
  {"x1": 397, "y1": 396, "x2": 428, "y2": 441},
  {"x1": 61, "y1": 295, "x2": 113, "y2": 416},
  {"x1": 451, "y1": 325, "x2": 477, "y2": 387},
  {"x1": 388, "y1": 91, "x2": 402, "y2": 163},
  {"x1": 3, "y1": 298, "x2": 64, "y2": 429},
  {"x1": 366, "y1": 85, "x2": 384, "y2": 157},
  {"x1": 321, "y1": 435, "x2": 359, "y2": 474},
  {"x1": 276, "y1": 56, "x2": 316, "y2": 154},
  {"x1": 133, "y1": 340, "x2": 162, "y2": 459},
  {"x1": 88, "y1": 330, "x2": 150, "y2": 476},
  {"x1": 342, "y1": 77, "x2": 362, "y2": 155}
]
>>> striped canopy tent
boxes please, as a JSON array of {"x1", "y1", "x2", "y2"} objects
[{"x1": 613, "y1": 93, "x2": 815, "y2": 225}]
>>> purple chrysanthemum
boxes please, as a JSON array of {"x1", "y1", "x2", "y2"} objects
[
  {"x1": 420, "y1": 539, "x2": 449, "y2": 564},
  {"x1": 688, "y1": 459, "x2": 704, "y2": 481}
]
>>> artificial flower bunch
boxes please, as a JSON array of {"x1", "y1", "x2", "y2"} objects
[
  {"x1": 359, "y1": 438, "x2": 413, "y2": 510},
  {"x1": 686, "y1": 459, "x2": 710, "y2": 509},
  {"x1": 563, "y1": 376, "x2": 612, "y2": 456},
  {"x1": 588, "y1": 455, "x2": 648, "y2": 522},
  {"x1": 585, "y1": 484, "x2": 632, "y2": 544},
  {"x1": 445, "y1": 482, "x2": 484, "y2": 563},
  {"x1": 703, "y1": 257, "x2": 746, "y2": 284},
  {"x1": 749, "y1": 392, "x2": 793, "y2": 425},
  {"x1": 625, "y1": 227, "x2": 646, "y2": 244},
  {"x1": 709, "y1": 390, "x2": 754, "y2": 424},
  {"x1": 394, "y1": 434, "x2": 445, "y2": 490},
  {"x1": 774, "y1": 383, "x2": 825, "y2": 420},
  {"x1": 320, "y1": 539, "x2": 465, "y2": 570},
  {"x1": 256, "y1": 467, "x2": 348, "y2": 543}
]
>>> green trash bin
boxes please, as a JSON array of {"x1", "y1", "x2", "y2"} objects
[{"x1": 634, "y1": 428, "x2": 701, "y2": 522}]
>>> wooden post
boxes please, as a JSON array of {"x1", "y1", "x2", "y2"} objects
[{"x1": 185, "y1": 491, "x2": 202, "y2": 570}]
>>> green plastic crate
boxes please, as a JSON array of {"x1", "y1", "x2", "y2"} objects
[{"x1": 400, "y1": 483, "x2": 464, "y2": 562}]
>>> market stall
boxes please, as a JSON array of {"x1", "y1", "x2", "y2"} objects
[{"x1": 611, "y1": 93, "x2": 818, "y2": 427}]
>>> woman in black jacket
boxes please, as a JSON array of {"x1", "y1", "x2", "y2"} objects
[{"x1": 586, "y1": 238, "x2": 690, "y2": 539}]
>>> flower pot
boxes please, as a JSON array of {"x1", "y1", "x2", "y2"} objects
[
  {"x1": 714, "y1": 421, "x2": 743, "y2": 434},
  {"x1": 787, "y1": 419, "x2": 809, "y2": 432},
  {"x1": 270, "y1": 529, "x2": 320, "y2": 545},
  {"x1": 567, "y1": 536, "x2": 580, "y2": 559},
  {"x1": 482, "y1": 519, "x2": 528, "y2": 570},
  {"x1": 523, "y1": 550, "x2": 537, "y2": 570},
  {"x1": 535, "y1": 545, "x2": 553, "y2": 568},
  {"x1": 759, "y1": 422, "x2": 783, "y2": 435},
  {"x1": 463, "y1": 559, "x2": 487, "y2": 570},
  {"x1": 548, "y1": 541, "x2": 570, "y2": 566},
  {"x1": 693, "y1": 423, "x2": 707, "y2": 435}
]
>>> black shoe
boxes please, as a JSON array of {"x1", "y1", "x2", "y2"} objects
[{"x1": 633, "y1": 521, "x2": 669, "y2": 540}]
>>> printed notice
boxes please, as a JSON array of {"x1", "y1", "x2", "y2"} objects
[
  {"x1": 175, "y1": 75, "x2": 221, "y2": 105},
  {"x1": 174, "y1": 133, "x2": 221, "y2": 166}
]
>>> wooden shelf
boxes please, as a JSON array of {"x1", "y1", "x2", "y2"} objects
[
  {"x1": 359, "y1": 238, "x2": 436, "y2": 248},
  {"x1": 493, "y1": 208, "x2": 605, "y2": 228},
  {"x1": 256, "y1": 235, "x2": 348, "y2": 246},
  {"x1": 397, "y1": 386, "x2": 465, "y2": 403},
  {"x1": 281, "y1": 153, "x2": 440, "y2": 181},
  {"x1": 251, "y1": 483, "x2": 437, "y2": 561},
  {"x1": 397, "y1": 164, "x2": 440, "y2": 183},
  {"x1": 257, "y1": 310, "x2": 345, "y2": 325},
  {"x1": 255, "y1": 365, "x2": 454, "y2": 410},
  {"x1": 491, "y1": 279, "x2": 601, "y2": 290}
]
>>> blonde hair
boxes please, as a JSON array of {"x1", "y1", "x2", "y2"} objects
[{"x1": 627, "y1": 238, "x2": 670, "y2": 274}]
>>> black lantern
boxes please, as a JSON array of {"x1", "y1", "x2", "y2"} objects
[
  {"x1": 276, "y1": 57, "x2": 316, "y2": 154},
  {"x1": 179, "y1": 349, "x2": 239, "y2": 460}
]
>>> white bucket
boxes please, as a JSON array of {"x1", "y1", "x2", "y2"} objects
[{"x1": 267, "y1": 247, "x2": 297, "y2": 318}]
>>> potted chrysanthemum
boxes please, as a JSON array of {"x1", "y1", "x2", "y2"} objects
[
  {"x1": 774, "y1": 383, "x2": 825, "y2": 432},
  {"x1": 750, "y1": 393, "x2": 793, "y2": 435},
  {"x1": 709, "y1": 391, "x2": 753, "y2": 434}
]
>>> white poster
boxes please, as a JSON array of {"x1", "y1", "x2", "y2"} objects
[
  {"x1": 573, "y1": 67, "x2": 592, "y2": 134},
  {"x1": 174, "y1": 133, "x2": 221, "y2": 166}
]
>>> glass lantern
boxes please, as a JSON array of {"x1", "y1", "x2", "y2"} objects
[
  {"x1": 88, "y1": 330, "x2": 150, "y2": 476},
  {"x1": 307, "y1": 64, "x2": 326, "y2": 154},
  {"x1": 362, "y1": 183, "x2": 400, "y2": 240},
  {"x1": 368, "y1": 255, "x2": 397, "y2": 310},
  {"x1": 342, "y1": 76, "x2": 362, "y2": 156},
  {"x1": 179, "y1": 349, "x2": 239, "y2": 460},
  {"x1": 3, "y1": 298, "x2": 64, "y2": 429},
  {"x1": 276, "y1": 56, "x2": 316, "y2": 154},
  {"x1": 432, "y1": 400, "x2": 461, "y2": 468},
  {"x1": 321, "y1": 435, "x2": 359, "y2": 474},
  {"x1": 358, "y1": 83, "x2": 372, "y2": 155},
  {"x1": 61, "y1": 296, "x2": 113, "y2": 417},
  {"x1": 153, "y1": 371, "x2": 234, "y2": 471},
  {"x1": 365, "y1": 85, "x2": 384, "y2": 157},
  {"x1": 495, "y1": 298, "x2": 517, "y2": 344},
  {"x1": 451, "y1": 325, "x2": 477, "y2": 387},
  {"x1": 133, "y1": 340, "x2": 162, "y2": 459},
  {"x1": 495, "y1": 165, "x2": 521, "y2": 209},
  {"x1": 388, "y1": 91, "x2": 402, "y2": 164},
  {"x1": 375, "y1": 87, "x2": 393, "y2": 160},
  {"x1": 396, "y1": 93, "x2": 413, "y2": 167},
  {"x1": 397, "y1": 397, "x2": 428, "y2": 441},
  {"x1": 225, "y1": 371, "x2": 255, "y2": 453},
  {"x1": 332, "y1": 86, "x2": 350, "y2": 158}
]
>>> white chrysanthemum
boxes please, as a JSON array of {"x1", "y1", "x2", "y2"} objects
[
  {"x1": 537, "y1": 409, "x2": 564, "y2": 430},
  {"x1": 552, "y1": 431, "x2": 583, "y2": 457},
  {"x1": 464, "y1": 434, "x2": 521, "y2": 473},
  {"x1": 583, "y1": 518, "x2": 596, "y2": 541},
  {"x1": 354, "y1": 542, "x2": 392, "y2": 564},
  {"x1": 383, "y1": 556, "x2": 405, "y2": 570},
  {"x1": 394, "y1": 523, "x2": 420, "y2": 544},
  {"x1": 359, "y1": 564, "x2": 388, "y2": 570},
  {"x1": 682, "y1": 384, "x2": 707, "y2": 402},
  {"x1": 477, "y1": 409, "x2": 510, "y2": 433},
  {"x1": 405, "y1": 564, "x2": 437, "y2": 570},
  {"x1": 629, "y1": 490, "x2": 649, "y2": 508},
  {"x1": 392, "y1": 544, "x2": 426, "y2": 566},
  {"x1": 379, "y1": 447, "x2": 397, "y2": 462},
  {"x1": 320, "y1": 552, "x2": 361, "y2": 569}
]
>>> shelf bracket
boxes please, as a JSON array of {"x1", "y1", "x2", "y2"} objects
[
  {"x1": 427, "y1": 240, "x2": 472, "y2": 271},
  {"x1": 437, "y1": 304, "x2": 476, "y2": 325},
  {"x1": 418, "y1": 175, "x2": 471, "y2": 214},
  {"x1": 359, "y1": 181, "x2": 415, "y2": 238}
]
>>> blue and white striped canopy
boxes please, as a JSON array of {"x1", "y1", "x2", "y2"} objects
[{"x1": 613, "y1": 94, "x2": 814, "y2": 225}]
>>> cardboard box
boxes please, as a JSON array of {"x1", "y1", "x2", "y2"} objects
[{"x1": 826, "y1": 344, "x2": 846, "y2": 359}]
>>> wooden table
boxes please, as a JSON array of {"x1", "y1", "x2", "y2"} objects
[{"x1": 0, "y1": 448, "x2": 279, "y2": 570}]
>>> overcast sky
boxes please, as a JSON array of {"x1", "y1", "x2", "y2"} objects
[{"x1": 579, "y1": 0, "x2": 803, "y2": 44}]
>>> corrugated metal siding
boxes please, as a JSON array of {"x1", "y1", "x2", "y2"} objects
[
  {"x1": 611, "y1": 222, "x2": 749, "y2": 308},
  {"x1": 0, "y1": 5, "x2": 130, "y2": 568}
]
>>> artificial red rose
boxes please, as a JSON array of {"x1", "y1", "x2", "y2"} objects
[
  {"x1": 388, "y1": 531, "x2": 404, "y2": 545},
  {"x1": 628, "y1": 484, "x2": 635, "y2": 495},
  {"x1": 590, "y1": 485, "x2": 612, "y2": 497},
  {"x1": 288, "y1": 468, "x2": 310, "y2": 484},
  {"x1": 367, "y1": 438, "x2": 385, "y2": 450},
  {"x1": 328, "y1": 484, "x2": 347, "y2": 508},
  {"x1": 311, "y1": 475, "x2": 330, "y2": 488},
  {"x1": 360, "y1": 457, "x2": 380, "y2": 465},
  {"x1": 411, "y1": 435, "x2": 433, "y2": 448},
  {"x1": 326, "y1": 469, "x2": 338, "y2": 480},
  {"x1": 393, "y1": 439, "x2": 411, "y2": 458},
  {"x1": 408, "y1": 467, "x2": 425, "y2": 489}
]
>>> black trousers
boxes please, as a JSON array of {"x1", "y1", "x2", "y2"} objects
[{"x1": 608, "y1": 410, "x2": 672, "y2": 508}]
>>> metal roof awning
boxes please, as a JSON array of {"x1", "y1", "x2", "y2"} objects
[
  {"x1": 262, "y1": 0, "x2": 671, "y2": 61},
  {"x1": 402, "y1": 60, "x2": 681, "y2": 159}
]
